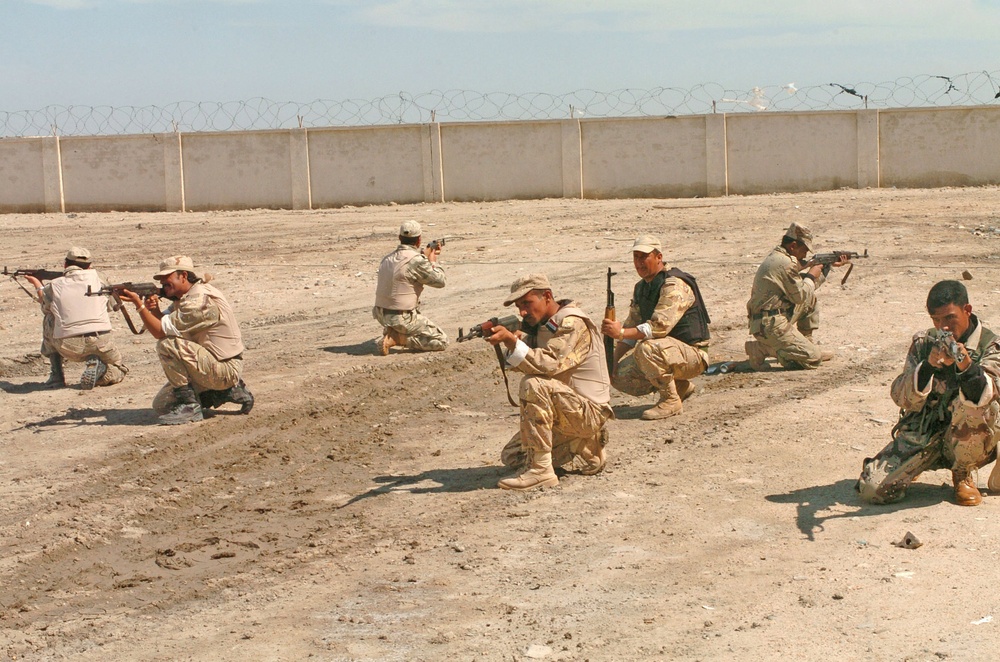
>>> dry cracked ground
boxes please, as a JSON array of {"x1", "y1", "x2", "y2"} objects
[{"x1": 4, "y1": 187, "x2": 1000, "y2": 660}]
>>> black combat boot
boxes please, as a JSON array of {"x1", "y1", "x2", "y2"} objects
[
  {"x1": 158, "y1": 385, "x2": 204, "y2": 425},
  {"x1": 43, "y1": 355, "x2": 65, "y2": 389},
  {"x1": 198, "y1": 380, "x2": 254, "y2": 415}
]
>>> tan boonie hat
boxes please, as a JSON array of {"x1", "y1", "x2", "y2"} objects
[
  {"x1": 399, "y1": 220, "x2": 422, "y2": 238},
  {"x1": 66, "y1": 246, "x2": 92, "y2": 263},
  {"x1": 632, "y1": 235, "x2": 662, "y2": 254},
  {"x1": 504, "y1": 273, "x2": 552, "y2": 307},
  {"x1": 783, "y1": 222, "x2": 813, "y2": 251},
  {"x1": 154, "y1": 255, "x2": 201, "y2": 280}
]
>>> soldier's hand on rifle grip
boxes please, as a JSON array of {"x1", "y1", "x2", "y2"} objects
[
  {"x1": 831, "y1": 253, "x2": 851, "y2": 268},
  {"x1": 485, "y1": 324, "x2": 518, "y2": 351},
  {"x1": 119, "y1": 289, "x2": 144, "y2": 309},
  {"x1": 423, "y1": 244, "x2": 441, "y2": 263},
  {"x1": 144, "y1": 293, "x2": 160, "y2": 312},
  {"x1": 601, "y1": 318, "x2": 622, "y2": 340}
]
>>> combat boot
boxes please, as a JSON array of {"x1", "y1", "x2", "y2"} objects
[
  {"x1": 158, "y1": 385, "x2": 205, "y2": 425},
  {"x1": 953, "y1": 469, "x2": 982, "y2": 506},
  {"x1": 498, "y1": 449, "x2": 559, "y2": 491},
  {"x1": 745, "y1": 340, "x2": 770, "y2": 371},
  {"x1": 80, "y1": 356, "x2": 107, "y2": 391},
  {"x1": 378, "y1": 329, "x2": 399, "y2": 356},
  {"x1": 43, "y1": 355, "x2": 65, "y2": 389},
  {"x1": 641, "y1": 378, "x2": 683, "y2": 420},
  {"x1": 576, "y1": 428, "x2": 608, "y2": 476},
  {"x1": 676, "y1": 379, "x2": 697, "y2": 401},
  {"x1": 227, "y1": 380, "x2": 255, "y2": 414}
]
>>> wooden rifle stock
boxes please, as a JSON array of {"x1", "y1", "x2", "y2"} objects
[{"x1": 604, "y1": 267, "x2": 617, "y2": 375}]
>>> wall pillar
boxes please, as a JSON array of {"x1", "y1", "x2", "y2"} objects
[
  {"x1": 705, "y1": 114, "x2": 728, "y2": 197},
  {"x1": 561, "y1": 119, "x2": 583, "y2": 198},
  {"x1": 856, "y1": 109, "x2": 879, "y2": 189},
  {"x1": 40, "y1": 136, "x2": 64, "y2": 213},
  {"x1": 289, "y1": 128, "x2": 311, "y2": 210},
  {"x1": 163, "y1": 132, "x2": 185, "y2": 212},
  {"x1": 422, "y1": 123, "x2": 444, "y2": 202}
]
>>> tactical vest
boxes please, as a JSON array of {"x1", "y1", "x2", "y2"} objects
[
  {"x1": 894, "y1": 320, "x2": 998, "y2": 438},
  {"x1": 535, "y1": 305, "x2": 611, "y2": 406},
  {"x1": 49, "y1": 269, "x2": 113, "y2": 339},
  {"x1": 633, "y1": 268, "x2": 711, "y2": 345},
  {"x1": 374, "y1": 246, "x2": 422, "y2": 311}
]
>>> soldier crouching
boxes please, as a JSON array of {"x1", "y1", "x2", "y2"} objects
[
  {"x1": 486, "y1": 274, "x2": 614, "y2": 490},
  {"x1": 858, "y1": 280, "x2": 1000, "y2": 506}
]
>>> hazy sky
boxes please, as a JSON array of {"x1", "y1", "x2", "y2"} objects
[{"x1": 4, "y1": 0, "x2": 1000, "y2": 110}]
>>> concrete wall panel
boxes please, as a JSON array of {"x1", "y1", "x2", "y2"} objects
[
  {"x1": 182, "y1": 131, "x2": 293, "y2": 211},
  {"x1": 441, "y1": 122, "x2": 563, "y2": 201},
  {"x1": 880, "y1": 107, "x2": 1000, "y2": 188},
  {"x1": 581, "y1": 117, "x2": 708, "y2": 199},
  {"x1": 60, "y1": 134, "x2": 169, "y2": 212},
  {"x1": 308, "y1": 125, "x2": 425, "y2": 207},
  {"x1": 726, "y1": 112, "x2": 858, "y2": 195},
  {"x1": 0, "y1": 138, "x2": 47, "y2": 213}
]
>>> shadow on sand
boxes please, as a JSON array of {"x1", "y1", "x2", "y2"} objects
[
  {"x1": 339, "y1": 466, "x2": 505, "y2": 509},
  {"x1": 766, "y1": 477, "x2": 951, "y2": 541}
]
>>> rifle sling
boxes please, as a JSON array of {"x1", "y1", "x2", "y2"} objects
[
  {"x1": 119, "y1": 306, "x2": 147, "y2": 335},
  {"x1": 494, "y1": 344, "x2": 518, "y2": 407}
]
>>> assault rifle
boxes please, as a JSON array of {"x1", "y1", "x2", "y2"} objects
[
  {"x1": 604, "y1": 267, "x2": 617, "y2": 376},
  {"x1": 456, "y1": 315, "x2": 521, "y2": 342},
  {"x1": 932, "y1": 330, "x2": 965, "y2": 364},
  {"x1": 3, "y1": 266, "x2": 63, "y2": 298},
  {"x1": 86, "y1": 282, "x2": 164, "y2": 335},
  {"x1": 808, "y1": 249, "x2": 868, "y2": 285},
  {"x1": 458, "y1": 314, "x2": 522, "y2": 407}
]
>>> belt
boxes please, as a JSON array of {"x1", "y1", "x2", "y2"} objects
[
  {"x1": 222, "y1": 353, "x2": 243, "y2": 362},
  {"x1": 751, "y1": 307, "x2": 792, "y2": 321},
  {"x1": 80, "y1": 330, "x2": 110, "y2": 338},
  {"x1": 380, "y1": 308, "x2": 412, "y2": 315}
]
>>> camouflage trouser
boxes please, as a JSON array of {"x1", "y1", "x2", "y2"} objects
[
  {"x1": 372, "y1": 307, "x2": 448, "y2": 352},
  {"x1": 44, "y1": 314, "x2": 128, "y2": 386},
  {"x1": 613, "y1": 337, "x2": 707, "y2": 396},
  {"x1": 500, "y1": 376, "x2": 613, "y2": 472},
  {"x1": 857, "y1": 400, "x2": 1000, "y2": 504},
  {"x1": 750, "y1": 302, "x2": 822, "y2": 369},
  {"x1": 153, "y1": 337, "x2": 242, "y2": 411}
]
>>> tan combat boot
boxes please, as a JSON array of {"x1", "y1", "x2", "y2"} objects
[
  {"x1": 576, "y1": 428, "x2": 608, "y2": 476},
  {"x1": 641, "y1": 378, "x2": 683, "y2": 420},
  {"x1": 953, "y1": 469, "x2": 982, "y2": 506},
  {"x1": 745, "y1": 340, "x2": 770, "y2": 371},
  {"x1": 498, "y1": 449, "x2": 559, "y2": 491},
  {"x1": 378, "y1": 329, "x2": 400, "y2": 356},
  {"x1": 675, "y1": 379, "x2": 697, "y2": 401}
]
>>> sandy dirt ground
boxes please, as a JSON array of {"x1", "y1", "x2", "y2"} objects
[{"x1": 4, "y1": 188, "x2": 1000, "y2": 661}]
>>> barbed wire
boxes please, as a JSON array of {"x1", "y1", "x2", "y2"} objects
[{"x1": 3, "y1": 70, "x2": 1000, "y2": 138}]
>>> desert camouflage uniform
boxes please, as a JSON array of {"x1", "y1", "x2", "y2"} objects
[
  {"x1": 152, "y1": 282, "x2": 244, "y2": 414},
  {"x1": 746, "y1": 245, "x2": 826, "y2": 369},
  {"x1": 857, "y1": 318, "x2": 1000, "y2": 504},
  {"x1": 372, "y1": 246, "x2": 448, "y2": 351},
  {"x1": 39, "y1": 266, "x2": 127, "y2": 386},
  {"x1": 500, "y1": 301, "x2": 614, "y2": 474},
  {"x1": 614, "y1": 269, "x2": 708, "y2": 395}
]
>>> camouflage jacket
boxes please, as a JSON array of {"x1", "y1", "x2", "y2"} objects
[
  {"x1": 891, "y1": 317, "x2": 1000, "y2": 437},
  {"x1": 746, "y1": 245, "x2": 826, "y2": 317}
]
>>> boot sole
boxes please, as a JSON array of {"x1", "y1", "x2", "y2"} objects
[{"x1": 80, "y1": 358, "x2": 106, "y2": 391}]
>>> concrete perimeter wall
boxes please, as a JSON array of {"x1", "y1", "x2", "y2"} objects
[{"x1": 2, "y1": 105, "x2": 999, "y2": 213}]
